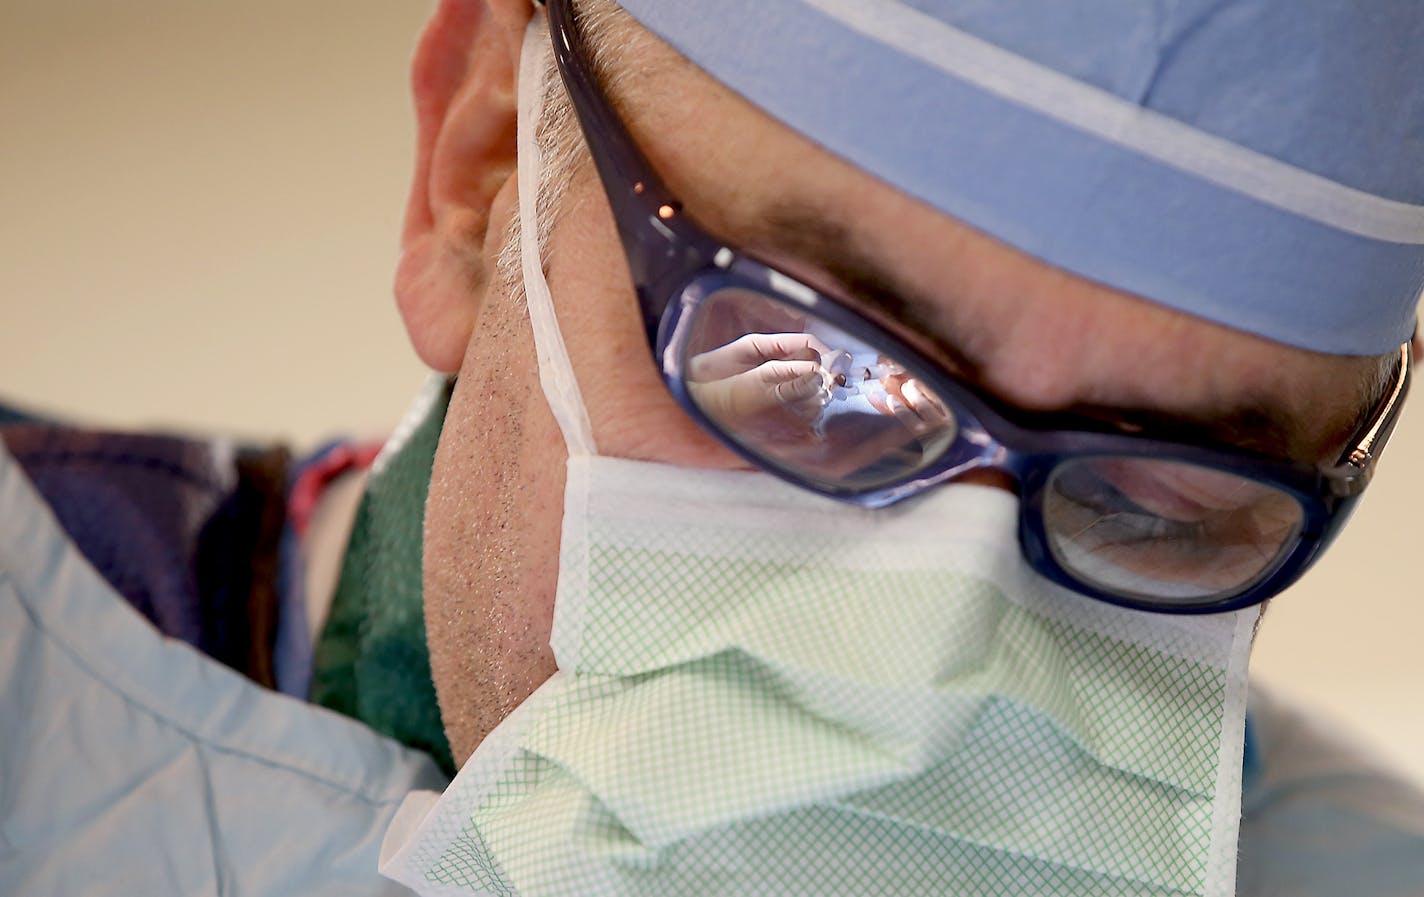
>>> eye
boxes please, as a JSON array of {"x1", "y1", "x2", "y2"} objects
[
  {"x1": 1048, "y1": 463, "x2": 1207, "y2": 543},
  {"x1": 1043, "y1": 457, "x2": 1308, "y2": 601}
]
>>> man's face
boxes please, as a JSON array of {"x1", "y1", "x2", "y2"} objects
[{"x1": 420, "y1": 8, "x2": 1380, "y2": 764}]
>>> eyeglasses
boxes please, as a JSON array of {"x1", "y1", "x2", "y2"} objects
[{"x1": 541, "y1": 0, "x2": 1412, "y2": 614}]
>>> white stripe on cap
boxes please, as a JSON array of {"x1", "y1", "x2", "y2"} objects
[{"x1": 803, "y1": 0, "x2": 1424, "y2": 245}]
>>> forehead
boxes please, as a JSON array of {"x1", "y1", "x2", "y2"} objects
[{"x1": 579, "y1": 6, "x2": 1377, "y2": 461}]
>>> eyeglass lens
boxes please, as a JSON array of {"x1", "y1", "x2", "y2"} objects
[
  {"x1": 1043, "y1": 458, "x2": 1305, "y2": 602},
  {"x1": 679, "y1": 284, "x2": 1308, "y2": 605},
  {"x1": 681, "y1": 285, "x2": 959, "y2": 491}
]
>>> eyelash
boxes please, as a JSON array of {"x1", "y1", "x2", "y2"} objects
[{"x1": 1053, "y1": 467, "x2": 1206, "y2": 543}]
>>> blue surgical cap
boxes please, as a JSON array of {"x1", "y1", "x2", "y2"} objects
[{"x1": 615, "y1": 0, "x2": 1424, "y2": 355}]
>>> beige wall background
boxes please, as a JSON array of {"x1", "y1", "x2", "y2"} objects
[{"x1": 4, "y1": 2, "x2": 1421, "y2": 783}]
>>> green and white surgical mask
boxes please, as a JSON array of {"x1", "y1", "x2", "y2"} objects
[{"x1": 379, "y1": 19, "x2": 1256, "y2": 897}]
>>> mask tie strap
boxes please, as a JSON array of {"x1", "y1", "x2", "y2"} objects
[{"x1": 517, "y1": 14, "x2": 597, "y2": 459}]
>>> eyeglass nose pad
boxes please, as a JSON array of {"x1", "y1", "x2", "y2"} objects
[{"x1": 917, "y1": 416, "x2": 1025, "y2": 498}]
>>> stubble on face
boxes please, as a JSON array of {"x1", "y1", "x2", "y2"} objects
[
  {"x1": 421, "y1": 174, "x2": 566, "y2": 763},
  {"x1": 420, "y1": 14, "x2": 671, "y2": 760},
  {"x1": 420, "y1": 12, "x2": 601, "y2": 761}
]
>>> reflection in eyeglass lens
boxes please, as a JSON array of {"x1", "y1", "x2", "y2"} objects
[
  {"x1": 681, "y1": 287, "x2": 956, "y2": 490},
  {"x1": 1044, "y1": 457, "x2": 1305, "y2": 601}
]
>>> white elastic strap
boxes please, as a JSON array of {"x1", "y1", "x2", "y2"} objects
[{"x1": 517, "y1": 15, "x2": 598, "y2": 457}]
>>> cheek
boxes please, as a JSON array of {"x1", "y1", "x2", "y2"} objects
[
  {"x1": 423, "y1": 297, "x2": 564, "y2": 765},
  {"x1": 544, "y1": 175, "x2": 750, "y2": 469}
]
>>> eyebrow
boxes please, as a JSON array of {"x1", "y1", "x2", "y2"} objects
[
  {"x1": 742, "y1": 204, "x2": 1327, "y2": 462},
  {"x1": 754, "y1": 205, "x2": 987, "y2": 371},
  {"x1": 582, "y1": 15, "x2": 1353, "y2": 464}
]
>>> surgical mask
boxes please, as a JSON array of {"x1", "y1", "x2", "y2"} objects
[{"x1": 380, "y1": 17, "x2": 1256, "y2": 897}]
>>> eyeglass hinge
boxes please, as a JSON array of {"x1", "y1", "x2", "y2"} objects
[{"x1": 1328, "y1": 460, "x2": 1371, "y2": 498}]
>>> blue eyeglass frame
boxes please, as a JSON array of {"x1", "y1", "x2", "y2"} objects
[{"x1": 540, "y1": 0, "x2": 1412, "y2": 614}]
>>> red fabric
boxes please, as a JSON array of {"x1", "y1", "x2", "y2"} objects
[{"x1": 288, "y1": 441, "x2": 382, "y2": 537}]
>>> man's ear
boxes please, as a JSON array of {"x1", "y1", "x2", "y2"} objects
[{"x1": 395, "y1": 0, "x2": 536, "y2": 373}]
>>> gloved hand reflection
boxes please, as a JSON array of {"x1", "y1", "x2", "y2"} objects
[
  {"x1": 687, "y1": 333, "x2": 830, "y2": 429},
  {"x1": 843, "y1": 359, "x2": 952, "y2": 436},
  {"x1": 882, "y1": 375, "x2": 952, "y2": 434}
]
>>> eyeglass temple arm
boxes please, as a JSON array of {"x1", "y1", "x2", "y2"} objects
[
  {"x1": 1330, "y1": 340, "x2": 1412, "y2": 497},
  {"x1": 541, "y1": 0, "x2": 720, "y2": 330}
]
